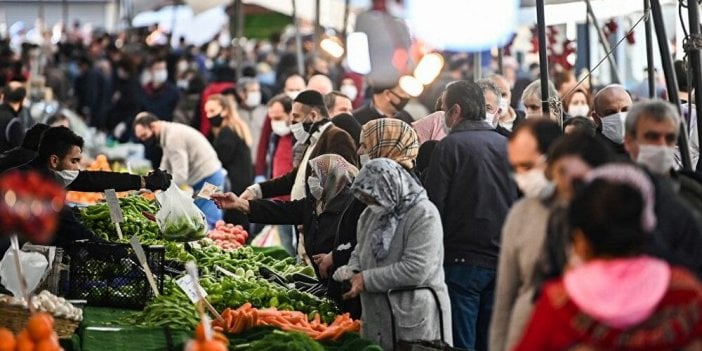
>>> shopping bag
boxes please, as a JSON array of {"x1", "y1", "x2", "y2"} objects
[
  {"x1": 250, "y1": 225, "x2": 281, "y2": 247},
  {"x1": 155, "y1": 182, "x2": 207, "y2": 242}
]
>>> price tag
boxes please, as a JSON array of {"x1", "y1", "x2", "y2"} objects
[
  {"x1": 196, "y1": 182, "x2": 219, "y2": 200},
  {"x1": 104, "y1": 189, "x2": 124, "y2": 223},
  {"x1": 176, "y1": 274, "x2": 208, "y2": 304}
]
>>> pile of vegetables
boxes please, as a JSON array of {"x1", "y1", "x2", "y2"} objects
[
  {"x1": 214, "y1": 303, "x2": 359, "y2": 341},
  {"x1": 0, "y1": 312, "x2": 63, "y2": 351},
  {"x1": 184, "y1": 323, "x2": 229, "y2": 351},
  {"x1": 207, "y1": 221, "x2": 248, "y2": 250},
  {"x1": 79, "y1": 195, "x2": 160, "y2": 242}
]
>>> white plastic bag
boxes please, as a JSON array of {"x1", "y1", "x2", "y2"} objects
[
  {"x1": 0, "y1": 249, "x2": 49, "y2": 297},
  {"x1": 156, "y1": 182, "x2": 207, "y2": 242}
]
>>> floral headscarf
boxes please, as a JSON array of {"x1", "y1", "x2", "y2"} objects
[
  {"x1": 307, "y1": 154, "x2": 359, "y2": 213},
  {"x1": 350, "y1": 158, "x2": 427, "y2": 260},
  {"x1": 360, "y1": 119, "x2": 419, "y2": 169}
]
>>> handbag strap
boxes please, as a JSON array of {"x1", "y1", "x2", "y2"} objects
[{"x1": 385, "y1": 286, "x2": 446, "y2": 350}]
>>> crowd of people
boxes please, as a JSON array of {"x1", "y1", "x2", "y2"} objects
[{"x1": 1, "y1": 24, "x2": 702, "y2": 351}]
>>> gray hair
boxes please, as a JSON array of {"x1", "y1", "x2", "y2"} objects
[
  {"x1": 521, "y1": 79, "x2": 557, "y2": 103},
  {"x1": 625, "y1": 100, "x2": 680, "y2": 137},
  {"x1": 236, "y1": 77, "x2": 259, "y2": 93},
  {"x1": 477, "y1": 79, "x2": 503, "y2": 107}
]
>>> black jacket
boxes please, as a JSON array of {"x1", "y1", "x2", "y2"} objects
[
  {"x1": 0, "y1": 104, "x2": 24, "y2": 153},
  {"x1": 596, "y1": 132, "x2": 629, "y2": 160},
  {"x1": 18, "y1": 157, "x2": 145, "y2": 192},
  {"x1": 248, "y1": 189, "x2": 365, "y2": 318},
  {"x1": 212, "y1": 127, "x2": 253, "y2": 227},
  {"x1": 0, "y1": 146, "x2": 36, "y2": 173},
  {"x1": 425, "y1": 120, "x2": 518, "y2": 268},
  {"x1": 352, "y1": 103, "x2": 414, "y2": 126}
]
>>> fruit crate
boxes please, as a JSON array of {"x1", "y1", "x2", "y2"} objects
[{"x1": 66, "y1": 241, "x2": 164, "y2": 309}]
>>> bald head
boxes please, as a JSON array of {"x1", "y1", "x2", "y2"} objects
[
  {"x1": 284, "y1": 74, "x2": 306, "y2": 96},
  {"x1": 307, "y1": 74, "x2": 333, "y2": 95},
  {"x1": 593, "y1": 85, "x2": 632, "y2": 117}
]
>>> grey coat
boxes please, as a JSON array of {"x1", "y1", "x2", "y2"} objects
[
  {"x1": 489, "y1": 198, "x2": 551, "y2": 351},
  {"x1": 348, "y1": 199, "x2": 453, "y2": 350}
]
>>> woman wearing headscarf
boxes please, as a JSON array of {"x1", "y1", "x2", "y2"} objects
[
  {"x1": 212, "y1": 154, "x2": 365, "y2": 317},
  {"x1": 335, "y1": 158, "x2": 452, "y2": 350},
  {"x1": 357, "y1": 118, "x2": 420, "y2": 179}
]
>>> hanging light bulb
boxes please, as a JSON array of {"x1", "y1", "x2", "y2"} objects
[
  {"x1": 399, "y1": 75, "x2": 424, "y2": 97},
  {"x1": 320, "y1": 36, "x2": 345, "y2": 59},
  {"x1": 346, "y1": 32, "x2": 371, "y2": 74},
  {"x1": 414, "y1": 53, "x2": 445, "y2": 85}
]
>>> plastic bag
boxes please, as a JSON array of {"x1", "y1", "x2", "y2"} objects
[
  {"x1": 250, "y1": 225, "x2": 281, "y2": 247},
  {"x1": 0, "y1": 248, "x2": 49, "y2": 297},
  {"x1": 156, "y1": 182, "x2": 207, "y2": 242}
]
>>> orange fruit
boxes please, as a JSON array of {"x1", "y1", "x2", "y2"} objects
[
  {"x1": 34, "y1": 337, "x2": 61, "y2": 351},
  {"x1": 15, "y1": 330, "x2": 33, "y2": 351},
  {"x1": 195, "y1": 322, "x2": 206, "y2": 341},
  {"x1": 27, "y1": 312, "x2": 54, "y2": 341},
  {"x1": 0, "y1": 328, "x2": 16, "y2": 351}
]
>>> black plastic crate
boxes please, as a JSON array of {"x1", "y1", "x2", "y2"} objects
[{"x1": 66, "y1": 241, "x2": 165, "y2": 309}]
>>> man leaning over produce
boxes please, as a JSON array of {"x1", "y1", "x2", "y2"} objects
[
  {"x1": 0, "y1": 127, "x2": 170, "y2": 260},
  {"x1": 133, "y1": 112, "x2": 225, "y2": 228}
]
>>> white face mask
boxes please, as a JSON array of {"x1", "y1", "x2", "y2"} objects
[
  {"x1": 52, "y1": 169, "x2": 79, "y2": 187},
  {"x1": 485, "y1": 112, "x2": 495, "y2": 126},
  {"x1": 513, "y1": 168, "x2": 552, "y2": 198},
  {"x1": 271, "y1": 120, "x2": 291, "y2": 136},
  {"x1": 568, "y1": 105, "x2": 590, "y2": 117},
  {"x1": 637, "y1": 144, "x2": 676, "y2": 175},
  {"x1": 246, "y1": 91, "x2": 262, "y2": 107},
  {"x1": 307, "y1": 176, "x2": 323, "y2": 200},
  {"x1": 152, "y1": 69, "x2": 168, "y2": 85},
  {"x1": 340, "y1": 85, "x2": 358, "y2": 101},
  {"x1": 600, "y1": 112, "x2": 627, "y2": 144},
  {"x1": 140, "y1": 71, "x2": 152, "y2": 86},
  {"x1": 286, "y1": 91, "x2": 300, "y2": 100},
  {"x1": 359, "y1": 154, "x2": 370, "y2": 166},
  {"x1": 290, "y1": 122, "x2": 308, "y2": 143},
  {"x1": 499, "y1": 99, "x2": 509, "y2": 115}
]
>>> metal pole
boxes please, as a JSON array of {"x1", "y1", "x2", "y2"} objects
[
  {"x1": 536, "y1": 0, "x2": 550, "y2": 115},
  {"x1": 497, "y1": 47, "x2": 504, "y2": 74},
  {"x1": 235, "y1": 0, "x2": 245, "y2": 80},
  {"x1": 474, "y1": 52, "x2": 482, "y2": 80},
  {"x1": 644, "y1": 0, "x2": 655, "y2": 98},
  {"x1": 292, "y1": 0, "x2": 305, "y2": 76},
  {"x1": 342, "y1": 0, "x2": 350, "y2": 40},
  {"x1": 585, "y1": 0, "x2": 622, "y2": 84},
  {"x1": 63, "y1": 0, "x2": 68, "y2": 30},
  {"x1": 650, "y1": 0, "x2": 692, "y2": 170},
  {"x1": 314, "y1": 0, "x2": 321, "y2": 55},
  {"x1": 586, "y1": 9, "x2": 593, "y2": 90},
  {"x1": 687, "y1": 0, "x2": 702, "y2": 172}
]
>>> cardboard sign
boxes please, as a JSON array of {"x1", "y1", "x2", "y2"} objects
[
  {"x1": 176, "y1": 274, "x2": 208, "y2": 304},
  {"x1": 104, "y1": 189, "x2": 124, "y2": 223}
]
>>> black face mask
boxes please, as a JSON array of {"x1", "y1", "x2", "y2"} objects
[
  {"x1": 3, "y1": 87, "x2": 26, "y2": 103},
  {"x1": 210, "y1": 114, "x2": 224, "y2": 127},
  {"x1": 143, "y1": 135, "x2": 158, "y2": 148},
  {"x1": 391, "y1": 96, "x2": 410, "y2": 111}
]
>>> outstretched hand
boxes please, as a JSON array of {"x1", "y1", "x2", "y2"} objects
[{"x1": 211, "y1": 192, "x2": 250, "y2": 213}]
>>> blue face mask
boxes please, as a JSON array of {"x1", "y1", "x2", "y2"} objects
[{"x1": 258, "y1": 72, "x2": 275, "y2": 86}]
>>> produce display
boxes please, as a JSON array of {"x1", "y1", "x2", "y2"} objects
[
  {"x1": 183, "y1": 322, "x2": 229, "y2": 351},
  {"x1": 161, "y1": 215, "x2": 208, "y2": 242},
  {"x1": 0, "y1": 312, "x2": 64, "y2": 351},
  {"x1": 79, "y1": 195, "x2": 160, "y2": 242},
  {"x1": 207, "y1": 221, "x2": 248, "y2": 250},
  {"x1": 0, "y1": 291, "x2": 82, "y2": 322},
  {"x1": 214, "y1": 303, "x2": 359, "y2": 341}
]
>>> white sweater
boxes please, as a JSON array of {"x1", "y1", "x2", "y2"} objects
[{"x1": 158, "y1": 122, "x2": 221, "y2": 186}]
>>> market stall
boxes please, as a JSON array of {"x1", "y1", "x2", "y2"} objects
[{"x1": 0, "y1": 166, "x2": 381, "y2": 351}]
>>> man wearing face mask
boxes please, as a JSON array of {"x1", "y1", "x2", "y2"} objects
[
  {"x1": 624, "y1": 100, "x2": 702, "y2": 217},
  {"x1": 325, "y1": 92, "x2": 362, "y2": 146},
  {"x1": 591, "y1": 84, "x2": 632, "y2": 158},
  {"x1": 352, "y1": 84, "x2": 414, "y2": 126},
  {"x1": 283, "y1": 74, "x2": 306, "y2": 100},
  {"x1": 424, "y1": 80, "x2": 518, "y2": 350},
  {"x1": 255, "y1": 95, "x2": 295, "y2": 197},
  {"x1": 241, "y1": 90, "x2": 357, "y2": 201},
  {"x1": 236, "y1": 77, "x2": 268, "y2": 163},
  {"x1": 139, "y1": 58, "x2": 180, "y2": 122},
  {"x1": 486, "y1": 75, "x2": 526, "y2": 135},
  {"x1": 0, "y1": 81, "x2": 27, "y2": 153},
  {"x1": 477, "y1": 79, "x2": 503, "y2": 131},
  {"x1": 507, "y1": 119, "x2": 563, "y2": 199},
  {"x1": 133, "y1": 112, "x2": 225, "y2": 228}
]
